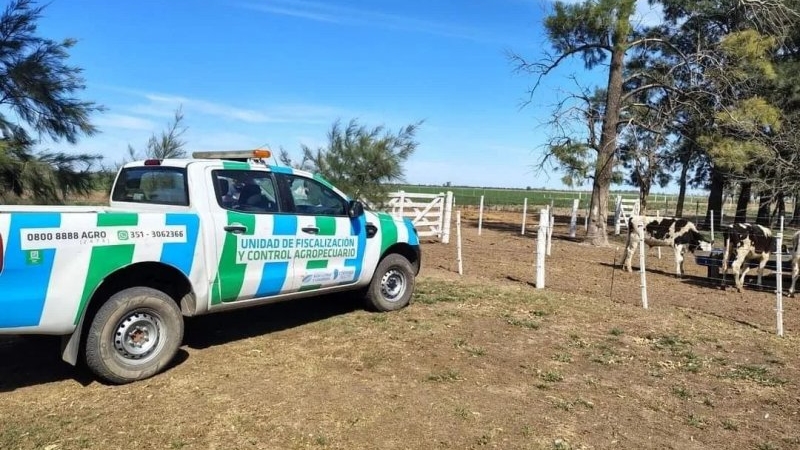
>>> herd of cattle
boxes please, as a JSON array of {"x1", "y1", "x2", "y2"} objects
[{"x1": 621, "y1": 215, "x2": 800, "y2": 294}]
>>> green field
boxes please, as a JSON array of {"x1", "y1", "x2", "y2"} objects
[{"x1": 390, "y1": 184, "x2": 714, "y2": 217}]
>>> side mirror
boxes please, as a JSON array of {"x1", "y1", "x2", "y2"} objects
[{"x1": 347, "y1": 200, "x2": 364, "y2": 218}]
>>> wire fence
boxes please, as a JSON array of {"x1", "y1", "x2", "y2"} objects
[{"x1": 439, "y1": 207, "x2": 795, "y2": 337}]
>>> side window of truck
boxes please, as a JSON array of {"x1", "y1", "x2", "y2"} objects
[
  {"x1": 276, "y1": 173, "x2": 347, "y2": 216},
  {"x1": 112, "y1": 167, "x2": 189, "y2": 206},
  {"x1": 212, "y1": 170, "x2": 279, "y2": 213}
]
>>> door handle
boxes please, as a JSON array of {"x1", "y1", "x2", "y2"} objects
[
  {"x1": 224, "y1": 225, "x2": 247, "y2": 234},
  {"x1": 301, "y1": 226, "x2": 319, "y2": 234}
]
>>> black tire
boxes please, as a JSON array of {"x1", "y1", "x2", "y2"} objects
[
  {"x1": 84, "y1": 287, "x2": 183, "y2": 384},
  {"x1": 365, "y1": 254, "x2": 416, "y2": 312}
]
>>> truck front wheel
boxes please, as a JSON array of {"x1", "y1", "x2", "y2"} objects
[
  {"x1": 365, "y1": 254, "x2": 416, "y2": 312},
  {"x1": 84, "y1": 287, "x2": 183, "y2": 384}
]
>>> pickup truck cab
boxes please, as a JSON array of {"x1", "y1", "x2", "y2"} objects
[{"x1": 0, "y1": 150, "x2": 420, "y2": 384}]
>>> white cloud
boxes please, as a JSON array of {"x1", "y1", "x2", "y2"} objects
[
  {"x1": 237, "y1": 0, "x2": 515, "y2": 44},
  {"x1": 117, "y1": 90, "x2": 347, "y2": 125},
  {"x1": 93, "y1": 113, "x2": 158, "y2": 131},
  {"x1": 549, "y1": 0, "x2": 665, "y2": 28},
  {"x1": 188, "y1": 130, "x2": 266, "y2": 151},
  {"x1": 141, "y1": 93, "x2": 272, "y2": 123}
]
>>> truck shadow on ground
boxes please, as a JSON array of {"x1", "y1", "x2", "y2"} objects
[
  {"x1": 184, "y1": 291, "x2": 364, "y2": 349},
  {"x1": 0, "y1": 335, "x2": 96, "y2": 392},
  {"x1": 0, "y1": 292, "x2": 364, "y2": 392}
]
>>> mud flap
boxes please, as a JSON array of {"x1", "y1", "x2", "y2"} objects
[{"x1": 60, "y1": 314, "x2": 85, "y2": 366}]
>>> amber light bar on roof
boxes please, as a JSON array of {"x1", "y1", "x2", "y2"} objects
[{"x1": 192, "y1": 149, "x2": 272, "y2": 161}]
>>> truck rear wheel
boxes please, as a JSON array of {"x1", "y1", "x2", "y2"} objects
[
  {"x1": 84, "y1": 287, "x2": 183, "y2": 384},
  {"x1": 365, "y1": 254, "x2": 416, "y2": 312}
]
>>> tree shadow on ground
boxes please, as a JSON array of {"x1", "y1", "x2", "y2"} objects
[{"x1": 0, "y1": 292, "x2": 366, "y2": 391}]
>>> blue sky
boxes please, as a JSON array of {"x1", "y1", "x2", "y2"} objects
[{"x1": 33, "y1": 0, "x2": 665, "y2": 190}]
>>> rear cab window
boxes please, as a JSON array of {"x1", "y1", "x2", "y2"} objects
[{"x1": 112, "y1": 167, "x2": 189, "y2": 206}]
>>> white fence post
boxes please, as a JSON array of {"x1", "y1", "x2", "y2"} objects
[
  {"x1": 569, "y1": 198, "x2": 579, "y2": 238},
  {"x1": 441, "y1": 191, "x2": 453, "y2": 244},
  {"x1": 614, "y1": 195, "x2": 622, "y2": 235},
  {"x1": 585, "y1": 207, "x2": 589, "y2": 231},
  {"x1": 456, "y1": 210, "x2": 463, "y2": 276},
  {"x1": 536, "y1": 209, "x2": 547, "y2": 289},
  {"x1": 656, "y1": 210, "x2": 661, "y2": 259},
  {"x1": 478, "y1": 195, "x2": 484, "y2": 236},
  {"x1": 776, "y1": 215, "x2": 784, "y2": 336},
  {"x1": 547, "y1": 213, "x2": 554, "y2": 256},
  {"x1": 397, "y1": 190, "x2": 406, "y2": 220},
  {"x1": 638, "y1": 221, "x2": 649, "y2": 309},
  {"x1": 521, "y1": 198, "x2": 528, "y2": 235}
]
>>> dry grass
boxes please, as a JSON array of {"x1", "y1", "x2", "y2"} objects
[{"x1": 1, "y1": 272, "x2": 799, "y2": 449}]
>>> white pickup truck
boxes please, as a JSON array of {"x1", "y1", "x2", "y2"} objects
[{"x1": 0, "y1": 150, "x2": 420, "y2": 384}]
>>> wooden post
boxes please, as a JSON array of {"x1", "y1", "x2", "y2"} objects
[
  {"x1": 536, "y1": 209, "x2": 547, "y2": 289},
  {"x1": 456, "y1": 210, "x2": 463, "y2": 275},
  {"x1": 441, "y1": 191, "x2": 453, "y2": 244},
  {"x1": 521, "y1": 198, "x2": 528, "y2": 235},
  {"x1": 398, "y1": 190, "x2": 405, "y2": 220},
  {"x1": 478, "y1": 195, "x2": 484, "y2": 236},
  {"x1": 547, "y1": 214, "x2": 554, "y2": 256},
  {"x1": 777, "y1": 215, "x2": 784, "y2": 336},
  {"x1": 614, "y1": 195, "x2": 623, "y2": 235},
  {"x1": 656, "y1": 210, "x2": 661, "y2": 259},
  {"x1": 638, "y1": 221, "x2": 648, "y2": 309}
]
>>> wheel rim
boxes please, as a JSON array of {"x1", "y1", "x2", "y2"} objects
[
  {"x1": 113, "y1": 309, "x2": 164, "y2": 365},
  {"x1": 380, "y1": 268, "x2": 406, "y2": 302}
]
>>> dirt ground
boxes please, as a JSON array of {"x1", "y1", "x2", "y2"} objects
[
  {"x1": 1, "y1": 209, "x2": 799, "y2": 450},
  {"x1": 442, "y1": 208, "x2": 800, "y2": 335}
]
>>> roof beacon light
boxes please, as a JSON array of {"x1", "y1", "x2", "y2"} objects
[{"x1": 192, "y1": 149, "x2": 272, "y2": 162}]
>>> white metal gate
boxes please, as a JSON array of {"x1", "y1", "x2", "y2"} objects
[{"x1": 387, "y1": 190, "x2": 454, "y2": 243}]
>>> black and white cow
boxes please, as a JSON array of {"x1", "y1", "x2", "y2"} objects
[
  {"x1": 622, "y1": 216, "x2": 713, "y2": 277},
  {"x1": 788, "y1": 230, "x2": 800, "y2": 296},
  {"x1": 721, "y1": 223, "x2": 773, "y2": 292}
]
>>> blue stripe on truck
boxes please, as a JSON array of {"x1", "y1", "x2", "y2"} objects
[
  {"x1": 255, "y1": 215, "x2": 297, "y2": 297},
  {"x1": 404, "y1": 218, "x2": 419, "y2": 246},
  {"x1": 0, "y1": 213, "x2": 61, "y2": 328},
  {"x1": 161, "y1": 213, "x2": 200, "y2": 276},
  {"x1": 343, "y1": 214, "x2": 367, "y2": 284}
]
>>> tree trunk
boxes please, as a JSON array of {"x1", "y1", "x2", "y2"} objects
[
  {"x1": 771, "y1": 192, "x2": 785, "y2": 227},
  {"x1": 705, "y1": 168, "x2": 724, "y2": 231},
  {"x1": 639, "y1": 179, "x2": 650, "y2": 214},
  {"x1": 735, "y1": 181, "x2": 751, "y2": 223},
  {"x1": 586, "y1": 23, "x2": 628, "y2": 246},
  {"x1": 675, "y1": 158, "x2": 690, "y2": 217},
  {"x1": 756, "y1": 193, "x2": 772, "y2": 226},
  {"x1": 792, "y1": 192, "x2": 800, "y2": 226}
]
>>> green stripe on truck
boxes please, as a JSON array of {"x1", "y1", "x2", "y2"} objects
[
  {"x1": 74, "y1": 213, "x2": 139, "y2": 325},
  {"x1": 210, "y1": 211, "x2": 256, "y2": 304},
  {"x1": 378, "y1": 213, "x2": 398, "y2": 255}
]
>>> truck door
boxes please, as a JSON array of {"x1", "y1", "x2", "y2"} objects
[
  {"x1": 274, "y1": 173, "x2": 366, "y2": 292},
  {"x1": 205, "y1": 167, "x2": 295, "y2": 305}
]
